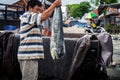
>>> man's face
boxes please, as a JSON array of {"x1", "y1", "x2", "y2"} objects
[{"x1": 32, "y1": 5, "x2": 43, "y2": 13}]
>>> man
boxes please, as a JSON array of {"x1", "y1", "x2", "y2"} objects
[
  {"x1": 41, "y1": 2, "x2": 52, "y2": 36},
  {"x1": 18, "y1": 0, "x2": 61, "y2": 80},
  {"x1": 42, "y1": 18, "x2": 51, "y2": 36}
]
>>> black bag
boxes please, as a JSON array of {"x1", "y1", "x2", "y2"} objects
[{"x1": 79, "y1": 35, "x2": 109, "y2": 80}]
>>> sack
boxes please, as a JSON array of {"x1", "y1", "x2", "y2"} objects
[{"x1": 79, "y1": 35, "x2": 109, "y2": 80}]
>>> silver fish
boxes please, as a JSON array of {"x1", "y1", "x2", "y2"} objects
[{"x1": 50, "y1": 7, "x2": 66, "y2": 60}]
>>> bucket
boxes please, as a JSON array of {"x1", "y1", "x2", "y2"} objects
[{"x1": 4, "y1": 25, "x2": 16, "y2": 30}]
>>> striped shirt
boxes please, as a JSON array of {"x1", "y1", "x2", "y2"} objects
[{"x1": 18, "y1": 12, "x2": 44, "y2": 60}]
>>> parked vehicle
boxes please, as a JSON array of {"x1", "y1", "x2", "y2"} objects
[
  {"x1": 0, "y1": 3, "x2": 25, "y2": 30},
  {"x1": 85, "y1": 26, "x2": 106, "y2": 33},
  {"x1": 85, "y1": 18, "x2": 106, "y2": 33}
]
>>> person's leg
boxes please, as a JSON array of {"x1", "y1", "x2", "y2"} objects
[
  {"x1": 45, "y1": 28, "x2": 51, "y2": 36},
  {"x1": 42, "y1": 28, "x2": 48, "y2": 35},
  {"x1": 42, "y1": 19, "x2": 50, "y2": 36},
  {"x1": 19, "y1": 59, "x2": 38, "y2": 80}
]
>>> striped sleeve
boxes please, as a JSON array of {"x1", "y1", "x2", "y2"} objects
[
  {"x1": 21, "y1": 12, "x2": 42, "y2": 26},
  {"x1": 36, "y1": 13, "x2": 41, "y2": 26}
]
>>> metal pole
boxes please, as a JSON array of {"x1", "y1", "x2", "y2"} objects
[{"x1": 5, "y1": 5, "x2": 7, "y2": 19}]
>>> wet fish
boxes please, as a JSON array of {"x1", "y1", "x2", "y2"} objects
[{"x1": 50, "y1": 7, "x2": 66, "y2": 60}]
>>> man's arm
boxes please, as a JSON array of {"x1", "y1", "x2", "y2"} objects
[{"x1": 41, "y1": 0, "x2": 61, "y2": 22}]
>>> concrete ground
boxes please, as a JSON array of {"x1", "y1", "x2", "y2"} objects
[
  {"x1": 107, "y1": 39, "x2": 120, "y2": 80},
  {"x1": 63, "y1": 26, "x2": 85, "y2": 34}
]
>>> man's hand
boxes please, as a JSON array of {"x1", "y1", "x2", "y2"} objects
[{"x1": 52, "y1": 0, "x2": 61, "y2": 7}]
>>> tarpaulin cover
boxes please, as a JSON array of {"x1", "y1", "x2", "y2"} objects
[
  {"x1": 68, "y1": 33, "x2": 113, "y2": 80},
  {"x1": 0, "y1": 32, "x2": 22, "y2": 80},
  {"x1": 0, "y1": 32, "x2": 113, "y2": 80}
]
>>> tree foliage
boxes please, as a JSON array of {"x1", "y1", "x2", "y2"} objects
[{"x1": 66, "y1": 1, "x2": 91, "y2": 18}]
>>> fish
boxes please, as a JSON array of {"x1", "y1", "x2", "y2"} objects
[{"x1": 50, "y1": 6, "x2": 66, "y2": 60}]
